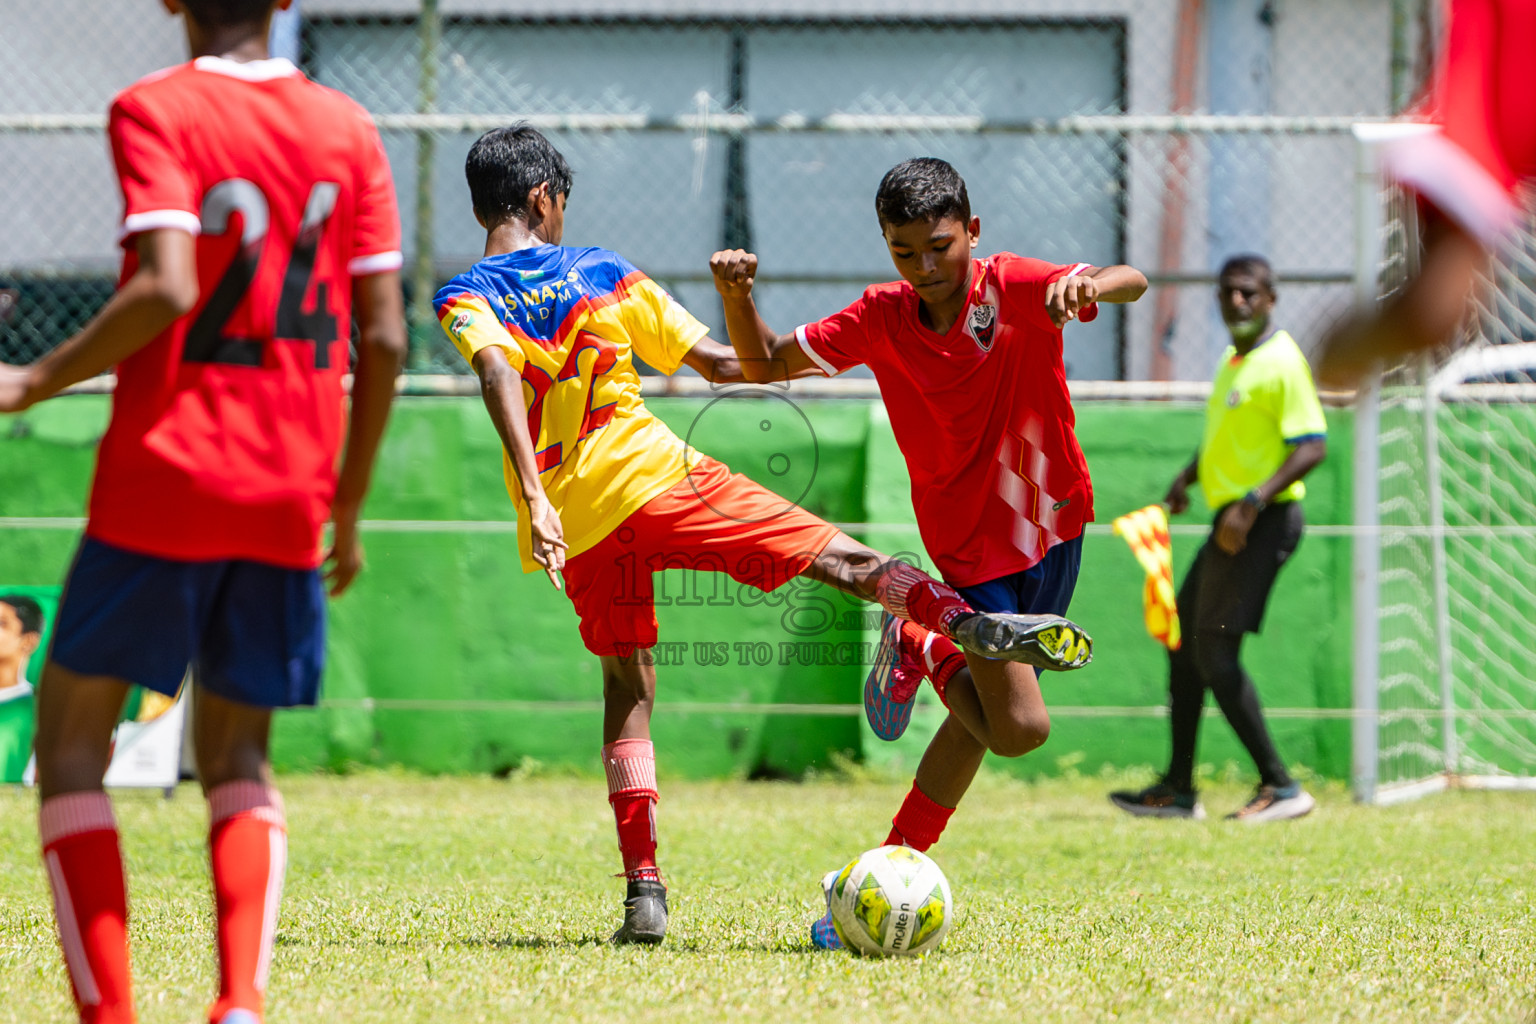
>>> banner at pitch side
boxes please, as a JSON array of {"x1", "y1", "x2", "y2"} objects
[{"x1": 3, "y1": 585, "x2": 186, "y2": 790}]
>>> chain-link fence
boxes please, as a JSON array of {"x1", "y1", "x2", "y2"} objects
[{"x1": 0, "y1": 0, "x2": 1431, "y2": 380}]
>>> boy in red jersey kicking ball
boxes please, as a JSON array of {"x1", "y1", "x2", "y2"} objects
[
  {"x1": 0, "y1": 2, "x2": 406, "y2": 1020},
  {"x1": 433, "y1": 127, "x2": 1092, "y2": 946},
  {"x1": 709, "y1": 157, "x2": 1147, "y2": 947}
]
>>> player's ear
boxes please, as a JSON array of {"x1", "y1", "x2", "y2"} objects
[
  {"x1": 19, "y1": 631, "x2": 40, "y2": 659},
  {"x1": 967, "y1": 216, "x2": 981, "y2": 248},
  {"x1": 527, "y1": 183, "x2": 549, "y2": 220}
]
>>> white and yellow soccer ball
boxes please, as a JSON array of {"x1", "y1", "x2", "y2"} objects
[{"x1": 827, "y1": 845, "x2": 952, "y2": 956}]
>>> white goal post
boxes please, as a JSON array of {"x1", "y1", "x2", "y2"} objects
[{"x1": 1352, "y1": 123, "x2": 1536, "y2": 804}]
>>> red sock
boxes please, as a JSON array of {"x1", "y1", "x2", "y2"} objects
[
  {"x1": 911, "y1": 625, "x2": 966, "y2": 709},
  {"x1": 206, "y1": 782, "x2": 287, "y2": 1024},
  {"x1": 602, "y1": 739, "x2": 660, "y2": 883},
  {"x1": 883, "y1": 781, "x2": 956, "y2": 853},
  {"x1": 876, "y1": 564, "x2": 974, "y2": 639},
  {"x1": 39, "y1": 792, "x2": 135, "y2": 1024}
]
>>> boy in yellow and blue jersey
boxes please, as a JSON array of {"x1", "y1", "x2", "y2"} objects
[
  {"x1": 433, "y1": 125, "x2": 1092, "y2": 946},
  {"x1": 1111, "y1": 254, "x2": 1327, "y2": 823},
  {"x1": 436, "y1": 236, "x2": 712, "y2": 577}
]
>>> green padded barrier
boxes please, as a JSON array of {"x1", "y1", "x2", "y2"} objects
[{"x1": 0, "y1": 393, "x2": 1355, "y2": 778}]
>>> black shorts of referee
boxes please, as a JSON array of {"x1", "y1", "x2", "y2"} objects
[{"x1": 1179, "y1": 500, "x2": 1303, "y2": 635}]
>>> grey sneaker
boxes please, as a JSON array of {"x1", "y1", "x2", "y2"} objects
[
  {"x1": 1226, "y1": 783, "x2": 1316, "y2": 823},
  {"x1": 611, "y1": 879, "x2": 668, "y2": 945},
  {"x1": 951, "y1": 612, "x2": 1092, "y2": 670},
  {"x1": 1109, "y1": 781, "x2": 1206, "y2": 820}
]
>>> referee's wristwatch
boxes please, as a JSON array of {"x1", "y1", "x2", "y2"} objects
[{"x1": 1241, "y1": 489, "x2": 1267, "y2": 513}]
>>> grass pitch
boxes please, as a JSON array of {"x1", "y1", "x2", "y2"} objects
[{"x1": 1, "y1": 771, "x2": 1531, "y2": 1024}]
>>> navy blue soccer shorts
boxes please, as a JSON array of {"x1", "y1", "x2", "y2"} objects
[
  {"x1": 50, "y1": 537, "x2": 326, "y2": 708},
  {"x1": 954, "y1": 534, "x2": 1083, "y2": 618}
]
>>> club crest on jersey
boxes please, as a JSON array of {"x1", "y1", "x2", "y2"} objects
[
  {"x1": 450, "y1": 311, "x2": 473, "y2": 339},
  {"x1": 1226, "y1": 388, "x2": 1242, "y2": 408},
  {"x1": 966, "y1": 303, "x2": 998, "y2": 352}
]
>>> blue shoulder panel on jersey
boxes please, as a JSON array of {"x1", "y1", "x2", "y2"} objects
[{"x1": 433, "y1": 246, "x2": 639, "y2": 344}]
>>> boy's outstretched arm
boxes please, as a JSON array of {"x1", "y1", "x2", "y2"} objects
[
  {"x1": 679, "y1": 337, "x2": 747, "y2": 384},
  {"x1": 0, "y1": 229, "x2": 198, "y2": 412},
  {"x1": 471, "y1": 344, "x2": 567, "y2": 589},
  {"x1": 326, "y1": 270, "x2": 408, "y2": 596},
  {"x1": 1045, "y1": 263, "x2": 1148, "y2": 329},
  {"x1": 709, "y1": 249, "x2": 823, "y2": 383},
  {"x1": 1318, "y1": 213, "x2": 1486, "y2": 388}
]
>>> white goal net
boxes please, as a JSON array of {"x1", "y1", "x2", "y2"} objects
[{"x1": 1353, "y1": 125, "x2": 1536, "y2": 803}]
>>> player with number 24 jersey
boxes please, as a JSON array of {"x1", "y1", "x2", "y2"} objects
[
  {"x1": 1, "y1": 10, "x2": 408, "y2": 1021},
  {"x1": 94, "y1": 55, "x2": 402, "y2": 568}
]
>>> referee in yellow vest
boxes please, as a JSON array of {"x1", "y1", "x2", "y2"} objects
[{"x1": 1112, "y1": 254, "x2": 1328, "y2": 822}]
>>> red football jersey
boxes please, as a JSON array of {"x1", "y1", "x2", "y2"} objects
[
  {"x1": 89, "y1": 56, "x2": 402, "y2": 569},
  {"x1": 798, "y1": 254, "x2": 1096, "y2": 586},
  {"x1": 1385, "y1": 0, "x2": 1536, "y2": 245}
]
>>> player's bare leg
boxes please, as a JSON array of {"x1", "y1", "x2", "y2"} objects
[
  {"x1": 602, "y1": 649, "x2": 656, "y2": 745},
  {"x1": 910, "y1": 716, "x2": 987, "y2": 809},
  {"x1": 885, "y1": 659, "x2": 1047, "y2": 849},
  {"x1": 34, "y1": 665, "x2": 128, "y2": 798},
  {"x1": 33, "y1": 664, "x2": 136, "y2": 1024},
  {"x1": 193, "y1": 689, "x2": 274, "y2": 788},
  {"x1": 194, "y1": 688, "x2": 286, "y2": 1024},
  {"x1": 600, "y1": 650, "x2": 667, "y2": 945},
  {"x1": 940, "y1": 656, "x2": 1051, "y2": 759}
]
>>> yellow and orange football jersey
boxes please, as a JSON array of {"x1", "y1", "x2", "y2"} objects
[{"x1": 433, "y1": 245, "x2": 707, "y2": 572}]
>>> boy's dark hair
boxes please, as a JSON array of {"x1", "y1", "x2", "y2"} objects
[
  {"x1": 875, "y1": 158, "x2": 971, "y2": 228},
  {"x1": 1219, "y1": 253, "x2": 1276, "y2": 294},
  {"x1": 179, "y1": 0, "x2": 278, "y2": 27},
  {"x1": 466, "y1": 124, "x2": 575, "y2": 226},
  {"x1": 0, "y1": 596, "x2": 43, "y2": 637}
]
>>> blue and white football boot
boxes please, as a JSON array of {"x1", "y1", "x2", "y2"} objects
[{"x1": 809, "y1": 869, "x2": 844, "y2": 950}]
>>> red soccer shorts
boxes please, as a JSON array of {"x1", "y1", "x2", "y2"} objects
[{"x1": 563, "y1": 456, "x2": 842, "y2": 656}]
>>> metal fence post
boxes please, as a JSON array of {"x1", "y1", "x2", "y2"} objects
[{"x1": 409, "y1": 0, "x2": 441, "y2": 369}]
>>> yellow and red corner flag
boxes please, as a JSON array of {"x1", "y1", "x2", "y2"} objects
[{"x1": 1111, "y1": 504, "x2": 1181, "y2": 651}]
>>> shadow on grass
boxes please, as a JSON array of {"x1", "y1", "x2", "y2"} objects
[
  {"x1": 459, "y1": 935, "x2": 826, "y2": 954},
  {"x1": 277, "y1": 933, "x2": 829, "y2": 955},
  {"x1": 457, "y1": 935, "x2": 608, "y2": 950}
]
